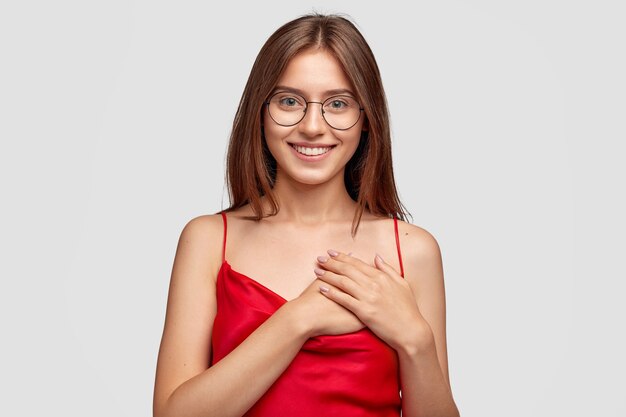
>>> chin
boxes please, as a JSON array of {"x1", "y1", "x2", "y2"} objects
[
  {"x1": 280, "y1": 167, "x2": 339, "y2": 186},
  {"x1": 291, "y1": 174, "x2": 332, "y2": 186}
]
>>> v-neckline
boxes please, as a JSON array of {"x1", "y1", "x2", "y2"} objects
[
  {"x1": 219, "y1": 260, "x2": 291, "y2": 304},
  {"x1": 218, "y1": 260, "x2": 381, "y2": 340}
]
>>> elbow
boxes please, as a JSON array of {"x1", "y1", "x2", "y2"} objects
[
  {"x1": 153, "y1": 391, "x2": 174, "y2": 417},
  {"x1": 153, "y1": 401, "x2": 167, "y2": 417}
]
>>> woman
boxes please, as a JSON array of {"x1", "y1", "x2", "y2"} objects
[{"x1": 153, "y1": 12, "x2": 460, "y2": 417}]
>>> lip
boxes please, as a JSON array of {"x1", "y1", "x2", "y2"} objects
[
  {"x1": 287, "y1": 141, "x2": 337, "y2": 148},
  {"x1": 287, "y1": 142, "x2": 336, "y2": 162}
]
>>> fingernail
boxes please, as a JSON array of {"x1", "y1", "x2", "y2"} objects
[
  {"x1": 375, "y1": 253, "x2": 384, "y2": 263},
  {"x1": 317, "y1": 255, "x2": 329, "y2": 263},
  {"x1": 314, "y1": 267, "x2": 325, "y2": 276},
  {"x1": 319, "y1": 285, "x2": 329, "y2": 293},
  {"x1": 327, "y1": 249, "x2": 339, "y2": 257}
]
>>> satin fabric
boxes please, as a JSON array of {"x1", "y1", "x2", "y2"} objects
[{"x1": 210, "y1": 213, "x2": 403, "y2": 416}]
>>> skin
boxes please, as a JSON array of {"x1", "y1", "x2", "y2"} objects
[{"x1": 153, "y1": 47, "x2": 460, "y2": 417}]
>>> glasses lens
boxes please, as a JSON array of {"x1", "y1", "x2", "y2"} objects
[
  {"x1": 267, "y1": 92, "x2": 307, "y2": 126},
  {"x1": 266, "y1": 92, "x2": 362, "y2": 130},
  {"x1": 322, "y1": 95, "x2": 361, "y2": 130}
]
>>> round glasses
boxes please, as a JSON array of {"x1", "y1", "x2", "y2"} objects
[{"x1": 264, "y1": 91, "x2": 364, "y2": 131}]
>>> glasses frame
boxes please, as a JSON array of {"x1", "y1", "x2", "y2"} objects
[{"x1": 264, "y1": 91, "x2": 365, "y2": 131}]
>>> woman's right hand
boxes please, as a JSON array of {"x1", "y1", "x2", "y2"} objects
[{"x1": 288, "y1": 277, "x2": 365, "y2": 338}]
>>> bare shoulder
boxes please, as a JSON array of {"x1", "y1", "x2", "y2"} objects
[
  {"x1": 393, "y1": 219, "x2": 444, "y2": 298},
  {"x1": 182, "y1": 212, "x2": 224, "y2": 236},
  {"x1": 395, "y1": 219, "x2": 442, "y2": 264},
  {"x1": 177, "y1": 213, "x2": 226, "y2": 276}
]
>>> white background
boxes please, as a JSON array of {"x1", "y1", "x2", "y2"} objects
[{"x1": 1, "y1": 1, "x2": 624, "y2": 416}]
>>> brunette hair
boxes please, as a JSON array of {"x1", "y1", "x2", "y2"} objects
[{"x1": 222, "y1": 12, "x2": 411, "y2": 236}]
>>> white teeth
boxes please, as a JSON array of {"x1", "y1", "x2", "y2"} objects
[{"x1": 292, "y1": 144, "x2": 332, "y2": 156}]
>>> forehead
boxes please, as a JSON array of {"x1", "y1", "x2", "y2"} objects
[{"x1": 275, "y1": 48, "x2": 355, "y2": 96}]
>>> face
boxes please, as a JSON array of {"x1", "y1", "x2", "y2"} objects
[{"x1": 262, "y1": 48, "x2": 366, "y2": 187}]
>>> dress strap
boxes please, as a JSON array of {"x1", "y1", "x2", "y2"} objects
[
  {"x1": 220, "y1": 211, "x2": 227, "y2": 263},
  {"x1": 393, "y1": 216, "x2": 405, "y2": 278}
]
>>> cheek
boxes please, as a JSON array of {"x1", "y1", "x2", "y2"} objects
[
  {"x1": 338, "y1": 128, "x2": 363, "y2": 149},
  {"x1": 339, "y1": 130, "x2": 365, "y2": 162},
  {"x1": 343, "y1": 116, "x2": 365, "y2": 142},
  {"x1": 263, "y1": 123, "x2": 286, "y2": 147},
  {"x1": 262, "y1": 116, "x2": 292, "y2": 160},
  {"x1": 262, "y1": 109, "x2": 283, "y2": 141},
  {"x1": 262, "y1": 111, "x2": 276, "y2": 144}
]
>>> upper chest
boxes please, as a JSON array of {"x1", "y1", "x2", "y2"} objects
[{"x1": 222, "y1": 219, "x2": 400, "y2": 302}]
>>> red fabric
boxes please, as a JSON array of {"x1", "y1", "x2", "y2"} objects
[{"x1": 211, "y1": 212, "x2": 403, "y2": 416}]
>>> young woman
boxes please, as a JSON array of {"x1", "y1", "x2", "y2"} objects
[{"x1": 153, "y1": 13, "x2": 460, "y2": 417}]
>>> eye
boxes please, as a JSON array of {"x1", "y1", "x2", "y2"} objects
[
  {"x1": 324, "y1": 96, "x2": 357, "y2": 112},
  {"x1": 272, "y1": 93, "x2": 305, "y2": 108},
  {"x1": 329, "y1": 99, "x2": 347, "y2": 109},
  {"x1": 279, "y1": 96, "x2": 299, "y2": 106}
]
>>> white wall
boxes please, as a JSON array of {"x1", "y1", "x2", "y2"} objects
[{"x1": 1, "y1": 1, "x2": 624, "y2": 415}]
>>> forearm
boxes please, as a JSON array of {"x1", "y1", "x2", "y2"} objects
[
  {"x1": 160, "y1": 302, "x2": 309, "y2": 417},
  {"x1": 398, "y1": 338, "x2": 460, "y2": 417}
]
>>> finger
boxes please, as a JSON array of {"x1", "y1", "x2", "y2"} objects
[
  {"x1": 318, "y1": 281, "x2": 360, "y2": 313},
  {"x1": 318, "y1": 251, "x2": 376, "y2": 283},
  {"x1": 374, "y1": 253, "x2": 403, "y2": 280},
  {"x1": 328, "y1": 249, "x2": 375, "y2": 273},
  {"x1": 314, "y1": 268, "x2": 364, "y2": 300}
]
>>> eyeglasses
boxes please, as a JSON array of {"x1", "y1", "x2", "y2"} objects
[{"x1": 264, "y1": 91, "x2": 364, "y2": 131}]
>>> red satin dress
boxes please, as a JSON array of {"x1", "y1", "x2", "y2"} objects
[{"x1": 210, "y1": 212, "x2": 405, "y2": 416}]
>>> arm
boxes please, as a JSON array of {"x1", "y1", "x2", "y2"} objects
[
  {"x1": 397, "y1": 225, "x2": 460, "y2": 417},
  {"x1": 160, "y1": 303, "x2": 310, "y2": 417},
  {"x1": 152, "y1": 216, "x2": 311, "y2": 417},
  {"x1": 153, "y1": 215, "x2": 364, "y2": 417},
  {"x1": 312, "y1": 224, "x2": 461, "y2": 417}
]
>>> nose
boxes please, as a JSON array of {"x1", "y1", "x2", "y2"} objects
[{"x1": 298, "y1": 102, "x2": 326, "y2": 137}]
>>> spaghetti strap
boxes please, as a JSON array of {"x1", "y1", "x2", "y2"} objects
[
  {"x1": 220, "y1": 211, "x2": 227, "y2": 263},
  {"x1": 393, "y1": 216, "x2": 405, "y2": 278}
]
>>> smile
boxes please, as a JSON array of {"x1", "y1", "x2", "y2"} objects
[{"x1": 290, "y1": 144, "x2": 334, "y2": 156}]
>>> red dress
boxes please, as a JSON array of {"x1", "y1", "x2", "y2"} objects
[{"x1": 210, "y1": 212, "x2": 405, "y2": 416}]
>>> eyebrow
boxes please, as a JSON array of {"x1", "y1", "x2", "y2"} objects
[{"x1": 272, "y1": 85, "x2": 356, "y2": 97}]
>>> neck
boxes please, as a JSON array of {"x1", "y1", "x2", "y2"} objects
[{"x1": 266, "y1": 168, "x2": 359, "y2": 225}]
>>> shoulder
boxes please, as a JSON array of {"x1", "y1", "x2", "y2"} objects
[
  {"x1": 393, "y1": 219, "x2": 444, "y2": 295},
  {"x1": 179, "y1": 213, "x2": 225, "y2": 245},
  {"x1": 395, "y1": 219, "x2": 442, "y2": 264},
  {"x1": 361, "y1": 212, "x2": 441, "y2": 268},
  {"x1": 175, "y1": 213, "x2": 227, "y2": 280}
]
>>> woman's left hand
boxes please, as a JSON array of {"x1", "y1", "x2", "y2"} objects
[{"x1": 315, "y1": 249, "x2": 435, "y2": 352}]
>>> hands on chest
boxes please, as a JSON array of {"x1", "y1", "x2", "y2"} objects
[{"x1": 290, "y1": 249, "x2": 434, "y2": 352}]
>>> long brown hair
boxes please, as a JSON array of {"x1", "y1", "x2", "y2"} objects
[{"x1": 223, "y1": 12, "x2": 411, "y2": 236}]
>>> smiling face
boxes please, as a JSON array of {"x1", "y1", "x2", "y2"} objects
[{"x1": 262, "y1": 48, "x2": 366, "y2": 187}]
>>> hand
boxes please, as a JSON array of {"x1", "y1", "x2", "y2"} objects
[
  {"x1": 289, "y1": 276, "x2": 366, "y2": 338},
  {"x1": 314, "y1": 250, "x2": 434, "y2": 352}
]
